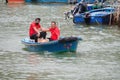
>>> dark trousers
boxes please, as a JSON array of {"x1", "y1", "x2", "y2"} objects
[
  {"x1": 30, "y1": 34, "x2": 38, "y2": 42},
  {"x1": 48, "y1": 38, "x2": 53, "y2": 41},
  {"x1": 30, "y1": 31, "x2": 47, "y2": 42}
]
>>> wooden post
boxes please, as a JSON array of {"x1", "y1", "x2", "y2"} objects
[{"x1": 118, "y1": 7, "x2": 120, "y2": 27}]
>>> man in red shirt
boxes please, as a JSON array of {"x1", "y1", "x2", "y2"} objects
[
  {"x1": 42, "y1": 21, "x2": 60, "y2": 41},
  {"x1": 29, "y1": 18, "x2": 46, "y2": 42},
  {"x1": 49, "y1": 21, "x2": 60, "y2": 41}
]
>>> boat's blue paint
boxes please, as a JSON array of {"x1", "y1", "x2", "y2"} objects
[
  {"x1": 25, "y1": 0, "x2": 32, "y2": 2},
  {"x1": 25, "y1": 0, "x2": 68, "y2": 3},
  {"x1": 40, "y1": 0, "x2": 68, "y2": 3},
  {"x1": 21, "y1": 37, "x2": 82, "y2": 53},
  {"x1": 77, "y1": 0, "x2": 106, "y2": 3},
  {"x1": 87, "y1": 4, "x2": 94, "y2": 11},
  {"x1": 77, "y1": 0, "x2": 95, "y2": 3},
  {"x1": 73, "y1": 7, "x2": 115, "y2": 24},
  {"x1": 25, "y1": 0, "x2": 98, "y2": 3}
]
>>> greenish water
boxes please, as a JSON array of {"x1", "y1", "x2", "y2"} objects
[{"x1": 0, "y1": 3, "x2": 120, "y2": 80}]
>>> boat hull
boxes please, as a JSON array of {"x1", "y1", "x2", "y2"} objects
[
  {"x1": 73, "y1": 14, "x2": 111, "y2": 24},
  {"x1": 22, "y1": 37, "x2": 82, "y2": 53},
  {"x1": 25, "y1": 0, "x2": 68, "y2": 3},
  {"x1": 25, "y1": 0, "x2": 98, "y2": 3},
  {"x1": 73, "y1": 7, "x2": 115, "y2": 25}
]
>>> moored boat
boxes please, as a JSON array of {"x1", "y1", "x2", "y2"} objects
[
  {"x1": 73, "y1": 7, "x2": 115, "y2": 25},
  {"x1": 21, "y1": 37, "x2": 82, "y2": 53}
]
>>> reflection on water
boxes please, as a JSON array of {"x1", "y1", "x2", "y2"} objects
[
  {"x1": 28, "y1": 54, "x2": 39, "y2": 65},
  {"x1": 27, "y1": 73, "x2": 38, "y2": 80},
  {"x1": 0, "y1": 2, "x2": 120, "y2": 80}
]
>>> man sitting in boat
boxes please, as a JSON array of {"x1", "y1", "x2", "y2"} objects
[
  {"x1": 29, "y1": 18, "x2": 46, "y2": 42},
  {"x1": 42, "y1": 21, "x2": 60, "y2": 41}
]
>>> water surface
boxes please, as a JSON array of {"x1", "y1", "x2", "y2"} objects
[{"x1": 0, "y1": 3, "x2": 120, "y2": 80}]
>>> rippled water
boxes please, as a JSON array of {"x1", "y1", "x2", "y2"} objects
[{"x1": 0, "y1": 3, "x2": 120, "y2": 80}]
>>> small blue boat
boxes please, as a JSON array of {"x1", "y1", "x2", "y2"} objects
[
  {"x1": 73, "y1": 7, "x2": 115, "y2": 24},
  {"x1": 21, "y1": 37, "x2": 82, "y2": 53}
]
